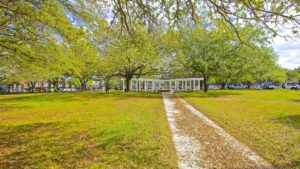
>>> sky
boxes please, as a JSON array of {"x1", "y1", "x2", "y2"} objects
[{"x1": 273, "y1": 36, "x2": 300, "y2": 70}]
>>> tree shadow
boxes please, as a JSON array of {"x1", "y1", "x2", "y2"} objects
[
  {"x1": 272, "y1": 114, "x2": 300, "y2": 129},
  {"x1": 291, "y1": 99, "x2": 300, "y2": 104},
  {"x1": 0, "y1": 122, "x2": 99, "y2": 169},
  {"x1": 96, "y1": 129, "x2": 128, "y2": 149},
  {"x1": 271, "y1": 115, "x2": 300, "y2": 168},
  {"x1": 274, "y1": 160, "x2": 300, "y2": 169},
  {"x1": 95, "y1": 129, "x2": 162, "y2": 167},
  {"x1": 0, "y1": 91, "x2": 162, "y2": 103},
  {"x1": 0, "y1": 93, "x2": 87, "y2": 103},
  {"x1": 111, "y1": 92, "x2": 162, "y2": 100},
  {"x1": 0, "y1": 105, "x2": 31, "y2": 112}
]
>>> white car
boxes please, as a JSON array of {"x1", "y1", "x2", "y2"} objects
[{"x1": 283, "y1": 82, "x2": 300, "y2": 90}]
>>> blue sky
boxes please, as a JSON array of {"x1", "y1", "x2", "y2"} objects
[{"x1": 273, "y1": 36, "x2": 300, "y2": 70}]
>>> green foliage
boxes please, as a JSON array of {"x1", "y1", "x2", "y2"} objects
[
  {"x1": 287, "y1": 67, "x2": 300, "y2": 82},
  {"x1": 66, "y1": 37, "x2": 102, "y2": 89},
  {"x1": 87, "y1": 0, "x2": 299, "y2": 39},
  {"x1": 234, "y1": 47, "x2": 279, "y2": 83},
  {"x1": 1, "y1": 0, "x2": 298, "y2": 89},
  {"x1": 164, "y1": 21, "x2": 278, "y2": 91},
  {"x1": 0, "y1": 0, "x2": 79, "y2": 60},
  {"x1": 108, "y1": 80, "x2": 115, "y2": 88},
  {"x1": 265, "y1": 67, "x2": 288, "y2": 83},
  {"x1": 86, "y1": 80, "x2": 94, "y2": 86},
  {"x1": 105, "y1": 25, "x2": 161, "y2": 91},
  {"x1": 69, "y1": 78, "x2": 81, "y2": 86},
  {"x1": 0, "y1": 0, "x2": 84, "y2": 85}
]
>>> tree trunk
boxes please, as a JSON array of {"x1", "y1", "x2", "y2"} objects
[
  {"x1": 62, "y1": 79, "x2": 66, "y2": 92},
  {"x1": 247, "y1": 81, "x2": 252, "y2": 89},
  {"x1": 200, "y1": 80, "x2": 203, "y2": 90},
  {"x1": 27, "y1": 82, "x2": 31, "y2": 93},
  {"x1": 32, "y1": 81, "x2": 36, "y2": 93},
  {"x1": 220, "y1": 81, "x2": 227, "y2": 90},
  {"x1": 8, "y1": 84, "x2": 12, "y2": 94},
  {"x1": 41, "y1": 80, "x2": 44, "y2": 92},
  {"x1": 79, "y1": 78, "x2": 87, "y2": 91},
  {"x1": 48, "y1": 79, "x2": 52, "y2": 92},
  {"x1": 69, "y1": 81, "x2": 72, "y2": 92},
  {"x1": 203, "y1": 75, "x2": 209, "y2": 92},
  {"x1": 125, "y1": 78, "x2": 130, "y2": 92},
  {"x1": 52, "y1": 78, "x2": 59, "y2": 92},
  {"x1": 52, "y1": 80, "x2": 57, "y2": 92},
  {"x1": 125, "y1": 77, "x2": 132, "y2": 92},
  {"x1": 105, "y1": 79, "x2": 110, "y2": 93},
  {"x1": 81, "y1": 83, "x2": 86, "y2": 90},
  {"x1": 28, "y1": 81, "x2": 36, "y2": 93}
]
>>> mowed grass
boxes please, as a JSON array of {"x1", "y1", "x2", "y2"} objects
[
  {"x1": 180, "y1": 90, "x2": 300, "y2": 169},
  {"x1": 0, "y1": 91, "x2": 177, "y2": 169}
]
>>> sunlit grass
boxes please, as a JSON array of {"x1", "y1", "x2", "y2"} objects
[
  {"x1": 180, "y1": 90, "x2": 300, "y2": 169},
  {"x1": 0, "y1": 91, "x2": 177, "y2": 168}
]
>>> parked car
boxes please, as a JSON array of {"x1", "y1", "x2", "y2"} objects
[
  {"x1": 254, "y1": 85, "x2": 263, "y2": 90},
  {"x1": 209, "y1": 84, "x2": 221, "y2": 90},
  {"x1": 227, "y1": 84, "x2": 247, "y2": 89},
  {"x1": 282, "y1": 82, "x2": 300, "y2": 90},
  {"x1": 261, "y1": 82, "x2": 276, "y2": 89},
  {"x1": 290, "y1": 86, "x2": 300, "y2": 90}
]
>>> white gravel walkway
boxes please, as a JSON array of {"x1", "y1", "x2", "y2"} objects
[
  {"x1": 163, "y1": 94, "x2": 201, "y2": 169},
  {"x1": 162, "y1": 93, "x2": 273, "y2": 169}
]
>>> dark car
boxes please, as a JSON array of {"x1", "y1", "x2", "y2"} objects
[
  {"x1": 290, "y1": 86, "x2": 300, "y2": 90},
  {"x1": 261, "y1": 82, "x2": 275, "y2": 89}
]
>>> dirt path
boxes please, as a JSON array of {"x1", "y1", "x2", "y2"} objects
[{"x1": 162, "y1": 93, "x2": 273, "y2": 169}]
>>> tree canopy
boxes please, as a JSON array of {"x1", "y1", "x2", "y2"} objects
[{"x1": 0, "y1": 0, "x2": 299, "y2": 92}]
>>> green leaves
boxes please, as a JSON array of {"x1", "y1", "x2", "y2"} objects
[
  {"x1": 105, "y1": 26, "x2": 161, "y2": 78},
  {"x1": 164, "y1": 20, "x2": 280, "y2": 88}
]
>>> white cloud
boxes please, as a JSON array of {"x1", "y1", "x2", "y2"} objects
[{"x1": 272, "y1": 36, "x2": 300, "y2": 70}]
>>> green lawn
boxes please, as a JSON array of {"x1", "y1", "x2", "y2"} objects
[
  {"x1": 180, "y1": 90, "x2": 300, "y2": 169},
  {"x1": 0, "y1": 91, "x2": 177, "y2": 168}
]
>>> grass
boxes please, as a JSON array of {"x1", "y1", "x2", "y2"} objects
[
  {"x1": 0, "y1": 91, "x2": 177, "y2": 168},
  {"x1": 179, "y1": 89, "x2": 300, "y2": 169}
]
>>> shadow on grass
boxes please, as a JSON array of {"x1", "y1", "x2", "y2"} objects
[
  {"x1": 95, "y1": 129, "x2": 162, "y2": 167},
  {"x1": 0, "y1": 91, "x2": 162, "y2": 103},
  {"x1": 0, "y1": 105, "x2": 31, "y2": 112},
  {"x1": 272, "y1": 115, "x2": 300, "y2": 168},
  {"x1": 0, "y1": 122, "x2": 167, "y2": 168},
  {"x1": 96, "y1": 129, "x2": 131, "y2": 150},
  {"x1": 274, "y1": 161, "x2": 300, "y2": 169},
  {"x1": 0, "y1": 122, "x2": 98, "y2": 169},
  {"x1": 179, "y1": 91, "x2": 242, "y2": 98},
  {"x1": 273, "y1": 114, "x2": 300, "y2": 129},
  {"x1": 291, "y1": 99, "x2": 300, "y2": 104}
]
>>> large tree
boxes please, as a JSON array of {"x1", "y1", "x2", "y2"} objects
[
  {"x1": 105, "y1": 26, "x2": 161, "y2": 92},
  {"x1": 236, "y1": 47, "x2": 278, "y2": 86},
  {"x1": 0, "y1": 0, "x2": 84, "y2": 90},
  {"x1": 174, "y1": 22, "x2": 242, "y2": 92},
  {"x1": 164, "y1": 20, "x2": 279, "y2": 92},
  {"x1": 66, "y1": 37, "x2": 103, "y2": 90}
]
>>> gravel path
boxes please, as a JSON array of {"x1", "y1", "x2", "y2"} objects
[{"x1": 162, "y1": 93, "x2": 273, "y2": 169}]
